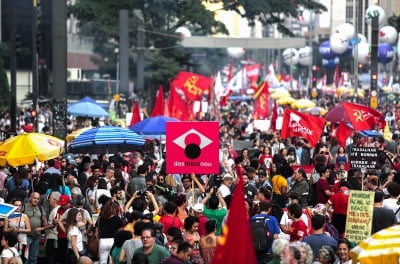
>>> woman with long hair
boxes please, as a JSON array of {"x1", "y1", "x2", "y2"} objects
[
  {"x1": 85, "y1": 176, "x2": 99, "y2": 213},
  {"x1": 183, "y1": 216, "x2": 203, "y2": 264},
  {"x1": 98, "y1": 200, "x2": 124, "y2": 264},
  {"x1": 65, "y1": 208, "x2": 84, "y2": 264},
  {"x1": 334, "y1": 146, "x2": 348, "y2": 166},
  {"x1": 4, "y1": 199, "x2": 31, "y2": 262}
]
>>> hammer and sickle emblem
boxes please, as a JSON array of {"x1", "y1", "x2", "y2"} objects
[{"x1": 353, "y1": 110, "x2": 363, "y2": 122}]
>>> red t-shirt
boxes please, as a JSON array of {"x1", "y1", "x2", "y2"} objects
[
  {"x1": 329, "y1": 192, "x2": 349, "y2": 215},
  {"x1": 316, "y1": 178, "x2": 331, "y2": 204},
  {"x1": 159, "y1": 215, "x2": 183, "y2": 234},
  {"x1": 289, "y1": 219, "x2": 308, "y2": 241}
]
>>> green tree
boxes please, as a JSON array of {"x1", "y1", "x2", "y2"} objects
[
  {"x1": 69, "y1": 0, "x2": 228, "y2": 100},
  {"x1": 218, "y1": 0, "x2": 327, "y2": 36}
]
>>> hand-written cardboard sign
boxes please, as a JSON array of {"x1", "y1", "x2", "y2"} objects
[
  {"x1": 345, "y1": 190, "x2": 374, "y2": 243},
  {"x1": 350, "y1": 147, "x2": 378, "y2": 169}
]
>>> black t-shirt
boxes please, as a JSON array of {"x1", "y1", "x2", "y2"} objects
[
  {"x1": 98, "y1": 215, "x2": 124, "y2": 238},
  {"x1": 372, "y1": 207, "x2": 397, "y2": 234}
]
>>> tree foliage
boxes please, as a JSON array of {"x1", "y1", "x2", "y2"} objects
[
  {"x1": 69, "y1": 0, "x2": 228, "y2": 90},
  {"x1": 217, "y1": 0, "x2": 327, "y2": 36}
]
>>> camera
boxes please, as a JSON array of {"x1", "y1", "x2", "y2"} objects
[{"x1": 137, "y1": 191, "x2": 147, "y2": 196}]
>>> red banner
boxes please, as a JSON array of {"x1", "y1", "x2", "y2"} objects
[
  {"x1": 213, "y1": 177, "x2": 257, "y2": 264},
  {"x1": 280, "y1": 109, "x2": 325, "y2": 147},
  {"x1": 343, "y1": 102, "x2": 385, "y2": 131},
  {"x1": 129, "y1": 101, "x2": 141, "y2": 127},
  {"x1": 151, "y1": 85, "x2": 165, "y2": 117},
  {"x1": 171, "y1": 71, "x2": 212, "y2": 101},
  {"x1": 167, "y1": 86, "x2": 192, "y2": 121},
  {"x1": 252, "y1": 82, "x2": 270, "y2": 120}
]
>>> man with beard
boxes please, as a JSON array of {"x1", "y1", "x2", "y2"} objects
[{"x1": 181, "y1": 173, "x2": 205, "y2": 207}]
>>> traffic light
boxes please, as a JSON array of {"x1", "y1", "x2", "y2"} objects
[{"x1": 371, "y1": 73, "x2": 378, "y2": 91}]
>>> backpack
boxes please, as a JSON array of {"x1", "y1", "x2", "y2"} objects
[{"x1": 251, "y1": 215, "x2": 273, "y2": 252}]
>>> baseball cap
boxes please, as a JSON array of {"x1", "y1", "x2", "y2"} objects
[
  {"x1": 192, "y1": 203, "x2": 204, "y2": 213},
  {"x1": 58, "y1": 195, "x2": 71, "y2": 206}
]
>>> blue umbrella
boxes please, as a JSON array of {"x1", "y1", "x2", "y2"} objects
[
  {"x1": 67, "y1": 96, "x2": 109, "y2": 118},
  {"x1": 130, "y1": 116, "x2": 180, "y2": 139},
  {"x1": 68, "y1": 126, "x2": 145, "y2": 154}
]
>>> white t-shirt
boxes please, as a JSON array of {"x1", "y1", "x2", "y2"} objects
[
  {"x1": 68, "y1": 226, "x2": 84, "y2": 252},
  {"x1": 1, "y1": 247, "x2": 20, "y2": 259},
  {"x1": 383, "y1": 198, "x2": 400, "y2": 222}
]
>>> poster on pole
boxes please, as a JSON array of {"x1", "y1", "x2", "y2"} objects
[
  {"x1": 349, "y1": 147, "x2": 378, "y2": 169},
  {"x1": 345, "y1": 190, "x2": 374, "y2": 243},
  {"x1": 166, "y1": 121, "x2": 219, "y2": 174}
]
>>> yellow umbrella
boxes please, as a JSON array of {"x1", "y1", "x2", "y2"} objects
[
  {"x1": 66, "y1": 127, "x2": 91, "y2": 142},
  {"x1": 304, "y1": 106, "x2": 328, "y2": 116},
  {"x1": 336, "y1": 86, "x2": 349, "y2": 96},
  {"x1": 277, "y1": 97, "x2": 296, "y2": 105},
  {"x1": 291, "y1": 99, "x2": 316, "y2": 109},
  {"x1": 350, "y1": 225, "x2": 400, "y2": 264},
  {"x1": 0, "y1": 133, "x2": 64, "y2": 166},
  {"x1": 270, "y1": 90, "x2": 291, "y2": 99},
  {"x1": 382, "y1": 86, "x2": 393, "y2": 93},
  {"x1": 346, "y1": 89, "x2": 365, "y2": 98}
]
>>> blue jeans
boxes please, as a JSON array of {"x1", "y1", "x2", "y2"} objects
[{"x1": 27, "y1": 236, "x2": 40, "y2": 264}]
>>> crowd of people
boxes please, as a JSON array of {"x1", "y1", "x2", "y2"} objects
[{"x1": 0, "y1": 100, "x2": 400, "y2": 264}]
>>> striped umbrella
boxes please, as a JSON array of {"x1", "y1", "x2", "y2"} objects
[
  {"x1": 68, "y1": 126, "x2": 145, "y2": 154},
  {"x1": 350, "y1": 225, "x2": 400, "y2": 264}
]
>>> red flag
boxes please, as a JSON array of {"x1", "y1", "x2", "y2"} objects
[
  {"x1": 270, "y1": 100, "x2": 278, "y2": 132},
  {"x1": 213, "y1": 177, "x2": 257, "y2": 264},
  {"x1": 280, "y1": 109, "x2": 325, "y2": 147},
  {"x1": 151, "y1": 86, "x2": 165, "y2": 117},
  {"x1": 245, "y1": 63, "x2": 262, "y2": 90},
  {"x1": 168, "y1": 85, "x2": 192, "y2": 121},
  {"x1": 129, "y1": 101, "x2": 141, "y2": 127},
  {"x1": 343, "y1": 102, "x2": 385, "y2": 131},
  {"x1": 252, "y1": 82, "x2": 270, "y2": 119},
  {"x1": 335, "y1": 121, "x2": 352, "y2": 146},
  {"x1": 171, "y1": 71, "x2": 212, "y2": 101}
]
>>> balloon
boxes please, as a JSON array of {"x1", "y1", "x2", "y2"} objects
[
  {"x1": 354, "y1": 42, "x2": 370, "y2": 64},
  {"x1": 175, "y1": 27, "x2": 191, "y2": 37},
  {"x1": 282, "y1": 48, "x2": 299, "y2": 65},
  {"x1": 339, "y1": 42, "x2": 353, "y2": 58},
  {"x1": 336, "y1": 23, "x2": 355, "y2": 40},
  {"x1": 319, "y1": 41, "x2": 336, "y2": 60},
  {"x1": 227, "y1": 47, "x2": 245, "y2": 59},
  {"x1": 297, "y1": 8, "x2": 311, "y2": 26},
  {"x1": 322, "y1": 57, "x2": 339, "y2": 69},
  {"x1": 298, "y1": 46, "x2": 313, "y2": 66},
  {"x1": 378, "y1": 43, "x2": 394, "y2": 64},
  {"x1": 330, "y1": 33, "x2": 349, "y2": 54},
  {"x1": 358, "y1": 34, "x2": 368, "y2": 43},
  {"x1": 379, "y1": 26, "x2": 398, "y2": 44},
  {"x1": 365, "y1": 5, "x2": 385, "y2": 25}
]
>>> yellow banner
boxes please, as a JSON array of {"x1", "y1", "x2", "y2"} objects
[{"x1": 345, "y1": 190, "x2": 374, "y2": 243}]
